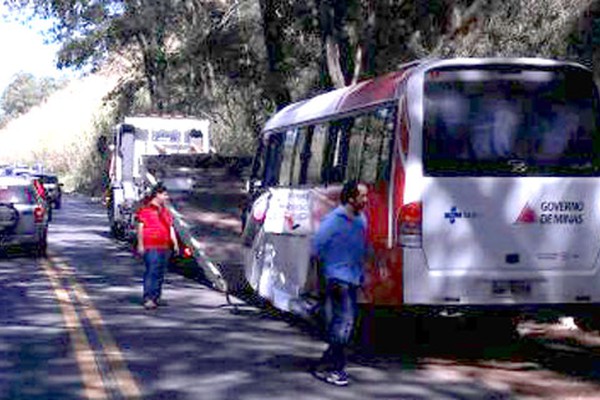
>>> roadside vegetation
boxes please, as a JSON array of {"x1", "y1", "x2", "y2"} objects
[
  {"x1": 0, "y1": 0, "x2": 598, "y2": 194},
  {"x1": 0, "y1": 72, "x2": 69, "y2": 127}
]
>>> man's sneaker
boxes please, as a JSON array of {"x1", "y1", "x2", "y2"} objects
[
  {"x1": 143, "y1": 299, "x2": 157, "y2": 310},
  {"x1": 311, "y1": 367, "x2": 330, "y2": 382},
  {"x1": 325, "y1": 370, "x2": 349, "y2": 386}
]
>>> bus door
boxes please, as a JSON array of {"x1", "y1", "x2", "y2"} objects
[
  {"x1": 246, "y1": 128, "x2": 315, "y2": 313},
  {"x1": 314, "y1": 105, "x2": 400, "y2": 306},
  {"x1": 358, "y1": 104, "x2": 402, "y2": 306}
]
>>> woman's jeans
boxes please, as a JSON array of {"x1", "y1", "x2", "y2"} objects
[
  {"x1": 143, "y1": 249, "x2": 171, "y2": 302},
  {"x1": 320, "y1": 279, "x2": 358, "y2": 372}
]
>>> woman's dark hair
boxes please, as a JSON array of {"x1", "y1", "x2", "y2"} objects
[
  {"x1": 149, "y1": 182, "x2": 167, "y2": 199},
  {"x1": 340, "y1": 180, "x2": 360, "y2": 205}
]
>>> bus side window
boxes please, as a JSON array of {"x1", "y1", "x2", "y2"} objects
[
  {"x1": 346, "y1": 105, "x2": 396, "y2": 184},
  {"x1": 263, "y1": 132, "x2": 284, "y2": 187},
  {"x1": 320, "y1": 124, "x2": 337, "y2": 184},
  {"x1": 306, "y1": 124, "x2": 328, "y2": 185},
  {"x1": 293, "y1": 126, "x2": 314, "y2": 185},
  {"x1": 278, "y1": 129, "x2": 300, "y2": 186},
  {"x1": 321, "y1": 119, "x2": 352, "y2": 184}
]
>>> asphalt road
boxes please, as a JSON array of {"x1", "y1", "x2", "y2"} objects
[{"x1": 2, "y1": 194, "x2": 600, "y2": 399}]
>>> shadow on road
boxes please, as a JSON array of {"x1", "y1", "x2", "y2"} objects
[{"x1": 4, "y1": 194, "x2": 599, "y2": 399}]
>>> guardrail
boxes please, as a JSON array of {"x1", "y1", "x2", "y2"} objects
[{"x1": 145, "y1": 171, "x2": 228, "y2": 292}]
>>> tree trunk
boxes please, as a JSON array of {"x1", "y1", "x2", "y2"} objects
[
  {"x1": 319, "y1": 0, "x2": 362, "y2": 89},
  {"x1": 258, "y1": 0, "x2": 291, "y2": 110}
]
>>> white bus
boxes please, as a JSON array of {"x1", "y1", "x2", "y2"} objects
[{"x1": 242, "y1": 58, "x2": 600, "y2": 329}]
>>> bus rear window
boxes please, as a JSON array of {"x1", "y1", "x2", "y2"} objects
[{"x1": 423, "y1": 67, "x2": 600, "y2": 176}]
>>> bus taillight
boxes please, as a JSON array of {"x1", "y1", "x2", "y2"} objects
[{"x1": 398, "y1": 201, "x2": 422, "y2": 248}]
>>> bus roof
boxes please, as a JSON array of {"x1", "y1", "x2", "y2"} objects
[
  {"x1": 262, "y1": 57, "x2": 589, "y2": 134},
  {"x1": 263, "y1": 64, "x2": 418, "y2": 134}
]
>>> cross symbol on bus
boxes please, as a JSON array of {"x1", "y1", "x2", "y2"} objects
[{"x1": 444, "y1": 207, "x2": 462, "y2": 224}]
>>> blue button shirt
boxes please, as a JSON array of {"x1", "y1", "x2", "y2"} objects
[{"x1": 311, "y1": 206, "x2": 367, "y2": 286}]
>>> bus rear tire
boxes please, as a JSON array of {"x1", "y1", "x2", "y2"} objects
[{"x1": 574, "y1": 312, "x2": 600, "y2": 332}]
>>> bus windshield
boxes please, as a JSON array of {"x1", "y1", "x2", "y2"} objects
[{"x1": 423, "y1": 66, "x2": 600, "y2": 176}]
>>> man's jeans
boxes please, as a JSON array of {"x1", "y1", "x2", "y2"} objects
[
  {"x1": 320, "y1": 279, "x2": 358, "y2": 372},
  {"x1": 143, "y1": 249, "x2": 171, "y2": 302}
]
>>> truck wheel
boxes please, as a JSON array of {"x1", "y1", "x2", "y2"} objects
[
  {"x1": 109, "y1": 221, "x2": 126, "y2": 241},
  {"x1": 109, "y1": 222, "x2": 118, "y2": 238},
  {"x1": 116, "y1": 225, "x2": 126, "y2": 241}
]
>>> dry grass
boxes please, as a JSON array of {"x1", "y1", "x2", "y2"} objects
[{"x1": 0, "y1": 71, "x2": 120, "y2": 192}]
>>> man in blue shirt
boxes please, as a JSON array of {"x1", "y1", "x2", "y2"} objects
[{"x1": 311, "y1": 180, "x2": 368, "y2": 387}]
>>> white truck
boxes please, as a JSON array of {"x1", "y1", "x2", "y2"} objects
[
  {"x1": 106, "y1": 114, "x2": 252, "y2": 291},
  {"x1": 107, "y1": 115, "x2": 210, "y2": 240}
]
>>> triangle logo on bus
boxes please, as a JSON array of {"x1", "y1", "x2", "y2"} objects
[{"x1": 515, "y1": 203, "x2": 537, "y2": 224}]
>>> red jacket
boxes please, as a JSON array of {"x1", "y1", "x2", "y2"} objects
[{"x1": 136, "y1": 204, "x2": 174, "y2": 249}]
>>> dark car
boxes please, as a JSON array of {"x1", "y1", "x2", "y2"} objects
[{"x1": 33, "y1": 174, "x2": 62, "y2": 209}]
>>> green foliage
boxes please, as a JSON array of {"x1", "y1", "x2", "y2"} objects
[
  {"x1": 0, "y1": 72, "x2": 68, "y2": 122},
  {"x1": 6, "y1": 0, "x2": 600, "y2": 180}
]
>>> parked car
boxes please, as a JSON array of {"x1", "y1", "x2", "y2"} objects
[
  {"x1": 33, "y1": 173, "x2": 62, "y2": 209},
  {"x1": 0, "y1": 176, "x2": 49, "y2": 257}
]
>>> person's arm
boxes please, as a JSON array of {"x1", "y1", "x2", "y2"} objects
[
  {"x1": 170, "y1": 225, "x2": 179, "y2": 254},
  {"x1": 137, "y1": 222, "x2": 144, "y2": 255},
  {"x1": 165, "y1": 209, "x2": 179, "y2": 254}
]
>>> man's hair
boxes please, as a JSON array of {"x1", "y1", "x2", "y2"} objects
[
  {"x1": 149, "y1": 182, "x2": 167, "y2": 199},
  {"x1": 340, "y1": 180, "x2": 360, "y2": 205}
]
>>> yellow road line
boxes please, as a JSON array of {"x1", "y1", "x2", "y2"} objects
[
  {"x1": 43, "y1": 255, "x2": 143, "y2": 400},
  {"x1": 53, "y1": 259, "x2": 142, "y2": 400},
  {"x1": 40, "y1": 259, "x2": 109, "y2": 400}
]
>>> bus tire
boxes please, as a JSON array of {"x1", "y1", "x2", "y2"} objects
[
  {"x1": 575, "y1": 313, "x2": 600, "y2": 332},
  {"x1": 471, "y1": 315, "x2": 519, "y2": 343}
]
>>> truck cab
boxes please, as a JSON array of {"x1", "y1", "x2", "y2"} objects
[{"x1": 106, "y1": 115, "x2": 210, "y2": 240}]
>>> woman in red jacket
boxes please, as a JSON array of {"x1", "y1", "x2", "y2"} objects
[{"x1": 136, "y1": 183, "x2": 179, "y2": 310}]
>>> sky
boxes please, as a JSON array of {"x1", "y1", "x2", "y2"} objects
[{"x1": 0, "y1": 6, "x2": 74, "y2": 92}]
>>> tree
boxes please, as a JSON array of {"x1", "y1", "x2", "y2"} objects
[
  {"x1": 0, "y1": 72, "x2": 66, "y2": 120},
  {"x1": 258, "y1": 0, "x2": 292, "y2": 107},
  {"x1": 14, "y1": 0, "x2": 193, "y2": 111},
  {"x1": 12, "y1": 0, "x2": 599, "y2": 153}
]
